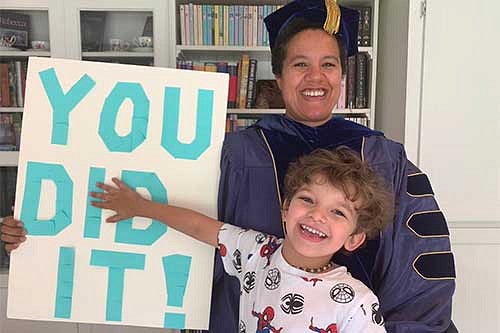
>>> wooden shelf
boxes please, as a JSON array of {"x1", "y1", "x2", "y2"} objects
[
  {"x1": 0, "y1": 107, "x2": 23, "y2": 113},
  {"x1": 0, "y1": 151, "x2": 19, "y2": 166},
  {"x1": 227, "y1": 108, "x2": 370, "y2": 116},
  {"x1": 82, "y1": 51, "x2": 154, "y2": 58},
  {"x1": 0, "y1": 50, "x2": 51, "y2": 57}
]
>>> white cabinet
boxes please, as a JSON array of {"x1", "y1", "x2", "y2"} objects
[{"x1": 376, "y1": 0, "x2": 500, "y2": 331}]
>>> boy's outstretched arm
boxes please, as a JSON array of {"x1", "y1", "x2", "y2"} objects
[{"x1": 90, "y1": 177, "x2": 222, "y2": 247}]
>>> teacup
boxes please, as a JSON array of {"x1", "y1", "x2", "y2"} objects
[
  {"x1": 134, "y1": 36, "x2": 153, "y2": 48},
  {"x1": 0, "y1": 35, "x2": 16, "y2": 48},
  {"x1": 109, "y1": 38, "x2": 129, "y2": 51},
  {"x1": 31, "y1": 40, "x2": 50, "y2": 50}
]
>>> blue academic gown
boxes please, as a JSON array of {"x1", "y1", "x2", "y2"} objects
[{"x1": 210, "y1": 115, "x2": 455, "y2": 333}]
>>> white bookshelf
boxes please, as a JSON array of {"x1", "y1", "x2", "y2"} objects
[{"x1": 172, "y1": 0, "x2": 379, "y2": 124}]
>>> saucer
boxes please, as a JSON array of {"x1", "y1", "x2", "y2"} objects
[
  {"x1": 131, "y1": 47, "x2": 153, "y2": 52},
  {"x1": 26, "y1": 48, "x2": 50, "y2": 52}
]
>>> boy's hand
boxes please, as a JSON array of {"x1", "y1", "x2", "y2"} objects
[
  {"x1": 0, "y1": 216, "x2": 27, "y2": 253},
  {"x1": 90, "y1": 177, "x2": 146, "y2": 223}
]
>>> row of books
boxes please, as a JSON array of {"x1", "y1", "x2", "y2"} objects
[
  {"x1": 0, "y1": 166, "x2": 17, "y2": 269},
  {"x1": 0, "y1": 113, "x2": 22, "y2": 151},
  {"x1": 177, "y1": 54, "x2": 258, "y2": 109},
  {"x1": 178, "y1": 4, "x2": 281, "y2": 47},
  {"x1": 177, "y1": 4, "x2": 372, "y2": 48},
  {"x1": 0, "y1": 61, "x2": 27, "y2": 107},
  {"x1": 337, "y1": 52, "x2": 370, "y2": 109}
]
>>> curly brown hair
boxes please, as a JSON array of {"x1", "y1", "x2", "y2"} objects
[{"x1": 283, "y1": 147, "x2": 394, "y2": 239}]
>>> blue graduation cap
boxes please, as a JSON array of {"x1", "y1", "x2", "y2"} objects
[{"x1": 264, "y1": 0, "x2": 360, "y2": 57}]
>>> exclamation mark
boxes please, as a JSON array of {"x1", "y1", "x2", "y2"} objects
[{"x1": 162, "y1": 254, "x2": 192, "y2": 329}]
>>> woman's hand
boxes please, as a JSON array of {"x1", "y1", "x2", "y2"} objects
[
  {"x1": 0, "y1": 216, "x2": 27, "y2": 253},
  {"x1": 90, "y1": 177, "x2": 146, "y2": 223}
]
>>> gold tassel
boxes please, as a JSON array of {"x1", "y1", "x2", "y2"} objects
[{"x1": 323, "y1": 0, "x2": 341, "y2": 34}]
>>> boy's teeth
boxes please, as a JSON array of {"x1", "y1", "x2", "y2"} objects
[{"x1": 301, "y1": 224, "x2": 327, "y2": 238}]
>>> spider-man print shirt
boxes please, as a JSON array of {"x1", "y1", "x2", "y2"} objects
[{"x1": 218, "y1": 224, "x2": 387, "y2": 333}]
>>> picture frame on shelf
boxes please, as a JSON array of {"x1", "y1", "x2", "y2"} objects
[
  {"x1": 0, "y1": 11, "x2": 30, "y2": 49},
  {"x1": 142, "y1": 15, "x2": 153, "y2": 37},
  {"x1": 254, "y1": 79, "x2": 285, "y2": 109},
  {"x1": 80, "y1": 11, "x2": 106, "y2": 52}
]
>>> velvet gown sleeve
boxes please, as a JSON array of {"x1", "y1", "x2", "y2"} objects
[{"x1": 365, "y1": 136, "x2": 456, "y2": 333}]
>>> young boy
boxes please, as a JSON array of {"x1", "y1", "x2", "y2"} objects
[{"x1": 91, "y1": 147, "x2": 393, "y2": 332}]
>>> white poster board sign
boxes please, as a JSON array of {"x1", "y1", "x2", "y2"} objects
[{"x1": 7, "y1": 57, "x2": 228, "y2": 330}]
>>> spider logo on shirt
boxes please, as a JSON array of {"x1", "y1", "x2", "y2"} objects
[
  {"x1": 232, "y1": 249, "x2": 242, "y2": 273},
  {"x1": 243, "y1": 271, "x2": 256, "y2": 293},
  {"x1": 371, "y1": 302, "x2": 384, "y2": 326},
  {"x1": 330, "y1": 283, "x2": 355, "y2": 303},
  {"x1": 280, "y1": 293, "x2": 304, "y2": 314},
  {"x1": 264, "y1": 268, "x2": 281, "y2": 290}
]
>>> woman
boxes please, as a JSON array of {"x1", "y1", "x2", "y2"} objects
[{"x1": 210, "y1": 1, "x2": 456, "y2": 333}]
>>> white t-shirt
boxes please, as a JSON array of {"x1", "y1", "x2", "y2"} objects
[{"x1": 218, "y1": 224, "x2": 386, "y2": 333}]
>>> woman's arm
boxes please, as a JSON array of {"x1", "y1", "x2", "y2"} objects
[{"x1": 90, "y1": 177, "x2": 222, "y2": 247}]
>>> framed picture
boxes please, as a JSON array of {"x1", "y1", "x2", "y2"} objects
[
  {"x1": 0, "y1": 11, "x2": 30, "y2": 49},
  {"x1": 142, "y1": 15, "x2": 153, "y2": 37},
  {"x1": 80, "y1": 11, "x2": 106, "y2": 52}
]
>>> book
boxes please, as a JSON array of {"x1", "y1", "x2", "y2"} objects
[
  {"x1": 355, "y1": 52, "x2": 369, "y2": 108},
  {"x1": 80, "y1": 11, "x2": 106, "y2": 52},
  {"x1": 227, "y1": 63, "x2": 239, "y2": 108},
  {"x1": 0, "y1": 63, "x2": 10, "y2": 107},
  {"x1": 346, "y1": 55, "x2": 357, "y2": 109},
  {"x1": 357, "y1": 7, "x2": 372, "y2": 46},
  {"x1": 245, "y1": 58, "x2": 258, "y2": 108},
  {"x1": 237, "y1": 54, "x2": 250, "y2": 109},
  {"x1": 0, "y1": 12, "x2": 30, "y2": 49},
  {"x1": 254, "y1": 80, "x2": 285, "y2": 109}
]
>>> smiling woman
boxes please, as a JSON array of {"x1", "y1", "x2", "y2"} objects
[
  {"x1": 212, "y1": 0, "x2": 456, "y2": 332},
  {"x1": 275, "y1": 29, "x2": 343, "y2": 127}
]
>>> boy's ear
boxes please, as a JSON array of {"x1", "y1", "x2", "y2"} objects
[
  {"x1": 281, "y1": 199, "x2": 289, "y2": 220},
  {"x1": 344, "y1": 232, "x2": 366, "y2": 252}
]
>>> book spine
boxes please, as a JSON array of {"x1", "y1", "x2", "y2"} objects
[
  {"x1": 238, "y1": 55, "x2": 250, "y2": 108},
  {"x1": 245, "y1": 58, "x2": 258, "y2": 108},
  {"x1": 346, "y1": 55, "x2": 356, "y2": 109},
  {"x1": 224, "y1": 5, "x2": 229, "y2": 46},
  {"x1": 355, "y1": 52, "x2": 368, "y2": 108},
  {"x1": 0, "y1": 63, "x2": 11, "y2": 107},
  {"x1": 15, "y1": 61, "x2": 23, "y2": 107},
  {"x1": 360, "y1": 7, "x2": 372, "y2": 46},
  {"x1": 8, "y1": 62, "x2": 17, "y2": 107},
  {"x1": 179, "y1": 4, "x2": 186, "y2": 45},
  {"x1": 229, "y1": 6, "x2": 234, "y2": 46},
  {"x1": 227, "y1": 63, "x2": 238, "y2": 108},
  {"x1": 197, "y1": 5, "x2": 203, "y2": 45},
  {"x1": 337, "y1": 75, "x2": 346, "y2": 109}
]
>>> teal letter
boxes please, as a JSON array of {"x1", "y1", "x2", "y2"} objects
[
  {"x1": 161, "y1": 87, "x2": 214, "y2": 160},
  {"x1": 21, "y1": 161, "x2": 73, "y2": 235},
  {"x1": 90, "y1": 249, "x2": 145, "y2": 322},
  {"x1": 39, "y1": 68, "x2": 96, "y2": 145},
  {"x1": 115, "y1": 170, "x2": 167, "y2": 245},
  {"x1": 54, "y1": 247, "x2": 75, "y2": 319},
  {"x1": 84, "y1": 167, "x2": 106, "y2": 239},
  {"x1": 99, "y1": 82, "x2": 149, "y2": 152}
]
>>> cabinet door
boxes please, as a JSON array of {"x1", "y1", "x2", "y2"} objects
[
  {"x1": 63, "y1": 0, "x2": 172, "y2": 67},
  {"x1": 418, "y1": 0, "x2": 500, "y2": 222}
]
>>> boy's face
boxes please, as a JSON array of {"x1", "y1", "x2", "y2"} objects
[{"x1": 281, "y1": 176, "x2": 366, "y2": 269}]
